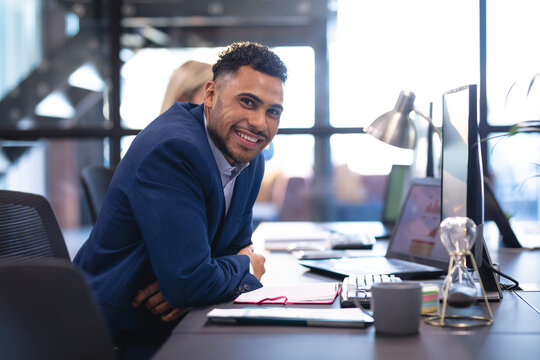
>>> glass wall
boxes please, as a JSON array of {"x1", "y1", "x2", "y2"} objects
[
  {"x1": 330, "y1": 0, "x2": 479, "y2": 130},
  {"x1": 1, "y1": 0, "x2": 112, "y2": 231},
  {"x1": 119, "y1": 46, "x2": 315, "y2": 130},
  {"x1": 2, "y1": 0, "x2": 538, "y2": 234},
  {"x1": 0, "y1": 138, "x2": 105, "y2": 228},
  {"x1": 120, "y1": 47, "x2": 219, "y2": 130},
  {"x1": 0, "y1": 0, "x2": 43, "y2": 99},
  {"x1": 325, "y1": 0, "x2": 479, "y2": 221},
  {"x1": 486, "y1": 0, "x2": 540, "y2": 126},
  {"x1": 488, "y1": 133, "x2": 540, "y2": 222},
  {"x1": 486, "y1": 0, "x2": 540, "y2": 223},
  {"x1": 0, "y1": 0, "x2": 112, "y2": 131}
]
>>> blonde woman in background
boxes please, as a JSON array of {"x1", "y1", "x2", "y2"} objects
[{"x1": 160, "y1": 60, "x2": 213, "y2": 113}]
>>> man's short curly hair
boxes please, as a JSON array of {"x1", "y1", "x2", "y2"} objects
[{"x1": 212, "y1": 42, "x2": 287, "y2": 83}]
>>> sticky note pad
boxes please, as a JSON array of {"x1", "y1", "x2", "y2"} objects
[{"x1": 421, "y1": 284, "x2": 439, "y2": 315}]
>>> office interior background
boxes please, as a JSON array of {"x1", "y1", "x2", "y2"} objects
[{"x1": 1, "y1": 0, "x2": 539, "y2": 253}]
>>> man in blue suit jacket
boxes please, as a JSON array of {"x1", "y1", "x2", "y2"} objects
[{"x1": 74, "y1": 42, "x2": 287, "y2": 358}]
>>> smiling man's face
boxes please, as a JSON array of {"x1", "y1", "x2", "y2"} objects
[{"x1": 203, "y1": 65, "x2": 284, "y2": 164}]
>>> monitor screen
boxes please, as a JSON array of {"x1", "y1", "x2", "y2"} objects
[
  {"x1": 441, "y1": 85, "x2": 501, "y2": 297},
  {"x1": 441, "y1": 84, "x2": 483, "y2": 227}
]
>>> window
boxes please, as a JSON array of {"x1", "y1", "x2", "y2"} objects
[
  {"x1": 0, "y1": 0, "x2": 42, "y2": 99},
  {"x1": 330, "y1": 0, "x2": 479, "y2": 130},
  {"x1": 2, "y1": 0, "x2": 538, "y2": 229},
  {"x1": 486, "y1": 0, "x2": 540, "y2": 222}
]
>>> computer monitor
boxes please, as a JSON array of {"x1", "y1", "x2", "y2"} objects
[
  {"x1": 441, "y1": 85, "x2": 483, "y2": 242},
  {"x1": 441, "y1": 84, "x2": 502, "y2": 299}
]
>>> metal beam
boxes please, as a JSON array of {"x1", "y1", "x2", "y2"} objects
[
  {"x1": 120, "y1": 0, "x2": 329, "y2": 18},
  {"x1": 0, "y1": 128, "x2": 140, "y2": 140}
]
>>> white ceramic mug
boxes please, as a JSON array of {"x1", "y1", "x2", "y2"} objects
[{"x1": 371, "y1": 281, "x2": 422, "y2": 335}]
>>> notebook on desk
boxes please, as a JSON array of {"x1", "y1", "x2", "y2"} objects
[{"x1": 300, "y1": 178, "x2": 447, "y2": 280}]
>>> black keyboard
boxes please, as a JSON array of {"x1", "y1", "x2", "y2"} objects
[{"x1": 340, "y1": 274, "x2": 402, "y2": 308}]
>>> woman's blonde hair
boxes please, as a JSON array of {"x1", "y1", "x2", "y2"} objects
[{"x1": 160, "y1": 60, "x2": 213, "y2": 113}]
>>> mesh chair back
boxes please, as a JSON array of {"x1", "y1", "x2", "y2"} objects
[
  {"x1": 0, "y1": 190, "x2": 70, "y2": 260},
  {"x1": 81, "y1": 165, "x2": 115, "y2": 223},
  {"x1": 0, "y1": 259, "x2": 117, "y2": 360}
]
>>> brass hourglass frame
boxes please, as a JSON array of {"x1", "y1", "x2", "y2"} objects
[{"x1": 425, "y1": 249, "x2": 494, "y2": 328}]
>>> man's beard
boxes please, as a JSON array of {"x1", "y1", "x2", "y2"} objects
[{"x1": 208, "y1": 127, "x2": 257, "y2": 164}]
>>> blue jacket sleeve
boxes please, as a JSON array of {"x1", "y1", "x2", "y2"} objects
[{"x1": 128, "y1": 138, "x2": 261, "y2": 308}]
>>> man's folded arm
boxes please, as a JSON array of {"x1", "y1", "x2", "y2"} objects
[{"x1": 130, "y1": 143, "x2": 262, "y2": 308}]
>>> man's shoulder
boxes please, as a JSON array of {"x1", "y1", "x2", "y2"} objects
[
  {"x1": 154, "y1": 102, "x2": 203, "y2": 129},
  {"x1": 137, "y1": 103, "x2": 205, "y2": 143},
  {"x1": 170, "y1": 101, "x2": 203, "y2": 117},
  {"x1": 121, "y1": 103, "x2": 211, "y2": 168}
]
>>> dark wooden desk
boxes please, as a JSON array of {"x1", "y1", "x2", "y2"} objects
[{"x1": 154, "y1": 224, "x2": 540, "y2": 360}]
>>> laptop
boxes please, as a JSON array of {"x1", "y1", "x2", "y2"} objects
[{"x1": 300, "y1": 177, "x2": 447, "y2": 280}]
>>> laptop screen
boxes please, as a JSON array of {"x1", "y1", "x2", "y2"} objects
[{"x1": 386, "y1": 178, "x2": 449, "y2": 269}]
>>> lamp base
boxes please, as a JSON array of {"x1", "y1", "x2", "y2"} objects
[{"x1": 424, "y1": 314, "x2": 493, "y2": 328}]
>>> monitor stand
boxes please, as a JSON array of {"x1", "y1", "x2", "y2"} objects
[{"x1": 477, "y1": 233, "x2": 503, "y2": 300}]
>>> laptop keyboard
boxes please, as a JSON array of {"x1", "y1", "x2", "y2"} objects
[{"x1": 340, "y1": 274, "x2": 402, "y2": 308}]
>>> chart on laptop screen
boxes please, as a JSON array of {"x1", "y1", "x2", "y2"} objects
[{"x1": 389, "y1": 183, "x2": 447, "y2": 262}]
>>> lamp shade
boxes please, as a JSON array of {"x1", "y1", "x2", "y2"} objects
[{"x1": 366, "y1": 90, "x2": 417, "y2": 149}]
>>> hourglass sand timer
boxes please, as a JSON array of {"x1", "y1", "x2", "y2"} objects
[{"x1": 425, "y1": 217, "x2": 494, "y2": 327}]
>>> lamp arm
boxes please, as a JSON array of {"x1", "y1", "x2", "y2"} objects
[{"x1": 413, "y1": 108, "x2": 442, "y2": 139}]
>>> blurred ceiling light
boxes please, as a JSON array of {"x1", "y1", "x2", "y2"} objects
[
  {"x1": 140, "y1": 26, "x2": 169, "y2": 46},
  {"x1": 68, "y1": 63, "x2": 106, "y2": 92},
  {"x1": 65, "y1": 11, "x2": 80, "y2": 37},
  {"x1": 120, "y1": 33, "x2": 145, "y2": 49},
  {"x1": 119, "y1": 48, "x2": 136, "y2": 62},
  {"x1": 16, "y1": 117, "x2": 35, "y2": 130},
  {"x1": 35, "y1": 90, "x2": 76, "y2": 119}
]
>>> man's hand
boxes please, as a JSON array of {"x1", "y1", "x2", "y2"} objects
[
  {"x1": 132, "y1": 281, "x2": 191, "y2": 322},
  {"x1": 133, "y1": 247, "x2": 263, "y2": 321},
  {"x1": 238, "y1": 245, "x2": 266, "y2": 280}
]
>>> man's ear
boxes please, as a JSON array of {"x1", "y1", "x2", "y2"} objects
[{"x1": 203, "y1": 80, "x2": 216, "y2": 108}]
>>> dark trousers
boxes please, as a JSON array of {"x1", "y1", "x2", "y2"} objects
[{"x1": 111, "y1": 311, "x2": 187, "y2": 360}]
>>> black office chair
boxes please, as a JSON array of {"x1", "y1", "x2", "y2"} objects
[
  {"x1": 0, "y1": 259, "x2": 117, "y2": 360},
  {"x1": 81, "y1": 165, "x2": 115, "y2": 223},
  {"x1": 0, "y1": 190, "x2": 70, "y2": 260}
]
